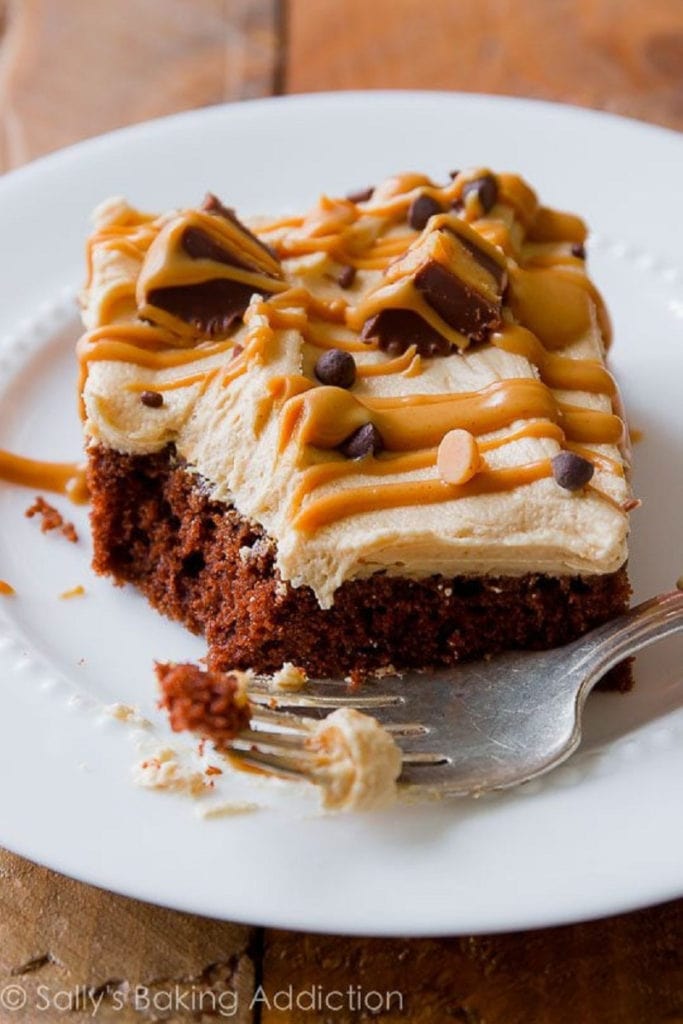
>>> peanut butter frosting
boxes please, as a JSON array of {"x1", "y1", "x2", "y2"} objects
[{"x1": 78, "y1": 170, "x2": 632, "y2": 607}]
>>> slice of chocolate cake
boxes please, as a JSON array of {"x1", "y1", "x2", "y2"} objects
[{"x1": 79, "y1": 170, "x2": 634, "y2": 688}]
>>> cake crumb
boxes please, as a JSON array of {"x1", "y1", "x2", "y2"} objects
[
  {"x1": 133, "y1": 747, "x2": 209, "y2": 796},
  {"x1": 197, "y1": 800, "x2": 260, "y2": 820},
  {"x1": 0, "y1": 580, "x2": 15, "y2": 596},
  {"x1": 26, "y1": 496, "x2": 78, "y2": 542},
  {"x1": 60, "y1": 585, "x2": 86, "y2": 600},
  {"x1": 156, "y1": 661, "x2": 252, "y2": 745},
  {"x1": 105, "y1": 702, "x2": 152, "y2": 729},
  {"x1": 271, "y1": 662, "x2": 308, "y2": 692}
]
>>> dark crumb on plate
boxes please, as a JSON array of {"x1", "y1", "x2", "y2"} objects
[
  {"x1": 156, "y1": 661, "x2": 252, "y2": 746},
  {"x1": 25, "y1": 496, "x2": 78, "y2": 542}
]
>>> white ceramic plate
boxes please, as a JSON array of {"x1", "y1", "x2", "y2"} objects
[{"x1": 0, "y1": 93, "x2": 682, "y2": 937}]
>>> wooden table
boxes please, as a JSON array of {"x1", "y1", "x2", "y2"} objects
[{"x1": 1, "y1": 2, "x2": 682, "y2": 1021}]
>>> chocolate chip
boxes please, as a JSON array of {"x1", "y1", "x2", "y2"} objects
[
  {"x1": 315, "y1": 349, "x2": 357, "y2": 389},
  {"x1": 571, "y1": 242, "x2": 586, "y2": 259},
  {"x1": 448, "y1": 169, "x2": 461, "y2": 180},
  {"x1": 346, "y1": 186, "x2": 374, "y2": 203},
  {"x1": 340, "y1": 423, "x2": 383, "y2": 459},
  {"x1": 408, "y1": 193, "x2": 442, "y2": 231},
  {"x1": 337, "y1": 264, "x2": 357, "y2": 289},
  {"x1": 551, "y1": 452, "x2": 594, "y2": 490},
  {"x1": 140, "y1": 390, "x2": 164, "y2": 408},
  {"x1": 462, "y1": 174, "x2": 499, "y2": 214}
]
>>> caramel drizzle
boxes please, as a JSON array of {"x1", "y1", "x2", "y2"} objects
[{"x1": 0, "y1": 450, "x2": 88, "y2": 504}]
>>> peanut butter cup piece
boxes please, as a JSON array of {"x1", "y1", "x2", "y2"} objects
[
  {"x1": 551, "y1": 452, "x2": 595, "y2": 490},
  {"x1": 201, "y1": 192, "x2": 235, "y2": 219},
  {"x1": 315, "y1": 349, "x2": 357, "y2": 389},
  {"x1": 340, "y1": 423, "x2": 384, "y2": 460},
  {"x1": 137, "y1": 200, "x2": 285, "y2": 341},
  {"x1": 347, "y1": 186, "x2": 374, "y2": 203},
  {"x1": 359, "y1": 218, "x2": 506, "y2": 357},
  {"x1": 362, "y1": 310, "x2": 452, "y2": 358}
]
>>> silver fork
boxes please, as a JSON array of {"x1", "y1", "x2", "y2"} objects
[{"x1": 229, "y1": 588, "x2": 683, "y2": 799}]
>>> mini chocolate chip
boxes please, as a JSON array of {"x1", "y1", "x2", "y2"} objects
[
  {"x1": 347, "y1": 186, "x2": 374, "y2": 203},
  {"x1": 551, "y1": 452, "x2": 594, "y2": 491},
  {"x1": 340, "y1": 423, "x2": 384, "y2": 460},
  {"x1": 571, "y1": 242, "x2": 586, "y2": 259},
  {"x1": 315, "y1": 349, "x2": 357, "y2": 389},
  {"x1": 140, "y1": 390, "x2": 164, "y2": 408},
  {"x1": 337, "y1": 264, "x2": 357, "y2": 289},
  {"x1": 448, "y1": 169, "x2": 461, "y2": 180},
  {"x1": 408, "y1": 193, "x2": 442, "y2": 231},
  {"x1": 462, "y1": 174, "x2": 499, "y2": 214}
]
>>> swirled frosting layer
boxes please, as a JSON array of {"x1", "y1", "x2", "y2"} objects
[{"x1": 79, "y1": 172, "x2": 632, "y2": 608}]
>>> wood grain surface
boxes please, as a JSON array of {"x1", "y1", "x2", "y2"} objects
[{"x1": 1, "y1": 2, "x2": 682, "y2": 1021}]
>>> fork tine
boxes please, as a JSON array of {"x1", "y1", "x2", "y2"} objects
[
  {"x1": 238, "y1": 728, "x2": 309, "y2": 751},
  {"x1": 226, "y1": 746, "x2": 312, "y2": 781},
  {"x1": 384, "y1": 723, "x2": 430, "y2": 738},
  {"x1": 401, "y1": 752, "x2": 449, "y2": 765},
  {"x1": 247, "y1": 688, "x2": 404, "y2": 710}
]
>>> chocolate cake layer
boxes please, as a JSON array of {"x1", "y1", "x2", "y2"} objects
[{"x1": 88, "y1": 444, "x2": 633, "y2": 690}]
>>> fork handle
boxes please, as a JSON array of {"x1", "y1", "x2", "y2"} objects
[{"x1": 572, "y1": 588, "x2": 683, "y2": 691}]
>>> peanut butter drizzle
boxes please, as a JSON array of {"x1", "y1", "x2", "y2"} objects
[
  {"x1": 77, "y1": 324, "x2": 234, "y2": 413},
  {"x1": 567, "y1": 443, "x2": 624, "y2": 477},
  {"x1": 126, "y1": 368, "x2": 219, "y2": 394},
  {"x1": 491, "y1": 326, "x2": 616, "y2": 395},
  {"x1": 280, "y1": 378, "x2": 621, "y2": 455},
  {"x1": 294, "y1": 461, "x2": 553, "y2": 532},
  {"x1": 507, "y1": 266, "x2": 612, "y2": 350},
  {"x1": 290, "y1": 420, "x2": 567, "y2": 518},
  {"x1": 84, "y1": 210, "x2": 159, "y2": 289},
  {"x1": 268, "y1": 286, "x2": 347, "y2": 323},
  {"x1": 356, "y1": 346, "x2": 419, "y2": 377},
  {"x1": 0, "y1": 450, "x2": 88, "y2": 504},
  {"x1": 529, "y1": 207, "x2": 587, "y2": 244},
  {"x1": 290, "y1": 450, "x2": 438, "y2": 516}
]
